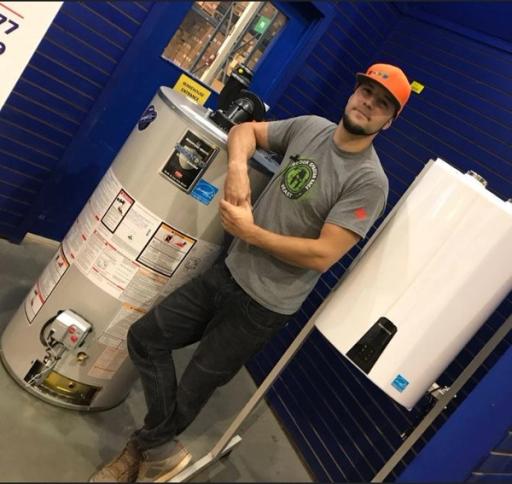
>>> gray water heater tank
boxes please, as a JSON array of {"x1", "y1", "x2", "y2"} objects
[{"x1": 0, "y1": 87, "x2": 276, "y2": 411}]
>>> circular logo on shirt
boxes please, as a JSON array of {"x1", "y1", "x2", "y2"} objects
[{"x1": 280, "y1": 156, "x2": 318, "y2": 199}]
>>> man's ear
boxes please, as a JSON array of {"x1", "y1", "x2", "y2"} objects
[{"x1": 381, "y1": 117, "x2": 393, "y2": 131}]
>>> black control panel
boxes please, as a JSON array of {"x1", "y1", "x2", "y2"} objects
[{"x1": 346, "y1": 317, "x2": 397, "y2": 374}]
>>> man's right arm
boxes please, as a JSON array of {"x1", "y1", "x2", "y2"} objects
[{"x1": 224, "y1": 121, "x2": 270, "y2": 206}]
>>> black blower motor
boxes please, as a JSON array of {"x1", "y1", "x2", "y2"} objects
[{"x1": 209, "y1": 63, "x2": 266, "y2": 131}]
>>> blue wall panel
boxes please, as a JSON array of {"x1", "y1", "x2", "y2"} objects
[
  {"x1": 247, "y1": 4, "x2": 512, "y2": 482},
  {"x1": 398, "y1": 2, "x2": 512, "y2": 45},
  {"x1": 0, "y1": 2, "x2": 153, "y2": 241}
]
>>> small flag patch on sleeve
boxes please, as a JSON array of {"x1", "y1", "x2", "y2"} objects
[{"x1": 354, "y1": 207, "x2": 367, "y2": 220}]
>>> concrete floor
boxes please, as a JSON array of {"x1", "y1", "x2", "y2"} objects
[{"x1": 0, "y1": 235, "x2": 311, "y2": 482}]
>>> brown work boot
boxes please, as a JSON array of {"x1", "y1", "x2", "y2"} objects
[
  {"x1": 89, "y1": 440, "x2": 142, "y2": 482},
  {"x1": 136, "y1": 439, "x2": 192, "y2": 482}
]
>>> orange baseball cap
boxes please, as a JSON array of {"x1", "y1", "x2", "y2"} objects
[{"x1": 356, "y1": 63, "x2": 411, "y2": 116}]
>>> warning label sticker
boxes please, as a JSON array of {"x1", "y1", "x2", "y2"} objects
[
  {"x1": 27, "y1": 167, "x2": 221, "y2": 330},
  {"x1": 136, "y1": 223, "x2": 196, "y2": 277},
  {"x1": 120, "y1": 267, "x2": 169, "y2": 309},
  {"x1": 24, "y1": 246, "x2": 69, "y2": 323},
  {"x1": 104, "y1": 303, "x2": 146, "y2": 341},
  {"x1": 87, "y1": 242, "x2": 140, "y2": 299},
  {"x1": 24, "y1": 283, "x2": 45, "y2": 323},
  {"x1": 88, "y1": 340, "x2": 128, "y2": 380},
  {"x1": 63, "y1": 169, "x2": 122, "y2": 262},
  {"x1": 110, "y1": 202, "x2": 161, "y2": 258},
  {"x1": 101, "y1": 189, "x2": 134, "y2": 233},
  {"x1": 159, "y1": 239, "x2": 222, "y2": 299}
]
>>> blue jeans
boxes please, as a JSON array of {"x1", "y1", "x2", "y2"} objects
[{"x1": 127, "y1": 261, "x2": 290, "y2": 451}]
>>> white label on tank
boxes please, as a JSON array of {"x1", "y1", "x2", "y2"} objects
[
  {"x1": 97, "y1": 240, "x2": 224, "y2": 343},
  {"x1": 120, "y1": 267, "x2": 169, "y2": 310},
  {"x1": 62, "y1": 169, "x2": 122, "y2": 262},
  {"x1": 57, "y1": 168, "x2": 221, "y2": 316},
  {"x1": 89, "y1": 169, "x2": 123, "y2": 222},
  {"x1": 62, "y1": 205, "x2": 96, "y2": 261},
  {"x1": 103, "y1": 303, "x2": 146, "y2": 341},
  {"x1": 74, "y1": 220, "x2": 196, "y2": 302},
  {"x1": 158, "y1": 239, "x2": 223, "y2": 299},
  {"x1": 136, "y1": 222, "x2": 196, "y2": 277},
  {"x1": 101, "y1": 189, "x2": 135, "y2": 232},
  {"x1": 24, "y1": 282, "x2": 44, "y2": 322},
  {"x1": 23, "y1": 246, "x2": 69, "y2": 323},
  {"x1": 110, "y1": 202, "x2": 161, "y2": 258},
  {"x1": 86, "y1": 242, "x2": 140, "y2": 299},
  {"x1": 75, "y1": 226, "x2": 111, "y2": 275},
  {"x1": 66, "y1": 170, "x2": 199, "y2": 301},
  {"x1": 37, "y1": 246, "x2": 69, "y2": 300},
  {"x1": 88, "y1": 342, "x2": 128, "y2": 380}
]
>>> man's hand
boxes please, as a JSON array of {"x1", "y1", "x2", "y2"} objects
[
  {"x1": 219, "y1": 199, "x2": 256, "y2": 241},
  {"x1": 223, "y1": 165, "x2": 251, "y2": 206}
]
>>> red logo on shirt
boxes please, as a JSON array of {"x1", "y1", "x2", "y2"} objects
[{"x1": 354, "y1": 207, "x2": 367, "y2": 220}]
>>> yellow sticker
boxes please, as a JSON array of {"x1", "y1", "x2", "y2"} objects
[
  {"x1": 410, "y1": 81, "x2": 425, "y2": 94},
  {"x1": 173, "y1": 74, "x2": 211, "y2": 105}
]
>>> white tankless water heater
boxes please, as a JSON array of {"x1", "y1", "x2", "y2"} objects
[
  {"x1": 0, "y1": 87, "x2": 275, "y2": 410},
  {"x1": 315, "y1": 158, "x2": 512, "y2": 410}
]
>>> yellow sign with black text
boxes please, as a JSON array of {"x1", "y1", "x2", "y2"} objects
[
  {"x1": 173, "y1": 74, "x2": 211, "y2": 105},
  {"x1": 410, "y1": 81, "x2": 425, "y2": 94}
]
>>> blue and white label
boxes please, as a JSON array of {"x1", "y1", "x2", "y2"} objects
[
  {"x1": 191, "y1": 179, "x2": 218, "y2": 205},
  {"x1": 138, "y1": 105, "x2": 157, "y2": 130},
  {"x1": 391, "y1": 374, "x2": 409, "y2": 393}
]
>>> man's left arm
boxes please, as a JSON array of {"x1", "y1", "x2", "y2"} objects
[{"x1": 219, "y1": 200, "x2": 360, "y2": 273}]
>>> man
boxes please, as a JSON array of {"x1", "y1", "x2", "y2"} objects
[{"x1": 90, "y1": 63, "x2": 411, "y2": 482}]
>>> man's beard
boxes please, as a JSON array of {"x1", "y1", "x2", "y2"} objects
[{"x1": 342, "y1": 112, "x2": 383, "y2": 136}]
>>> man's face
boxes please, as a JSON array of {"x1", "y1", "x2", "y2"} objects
[{"x1": 342, "y1": 80, "x2": 397, "y2": 136}]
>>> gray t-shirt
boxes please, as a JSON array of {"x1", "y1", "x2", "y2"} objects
[{"x1": 225, "y1": 115, "x2": 388, "y2": 314}]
